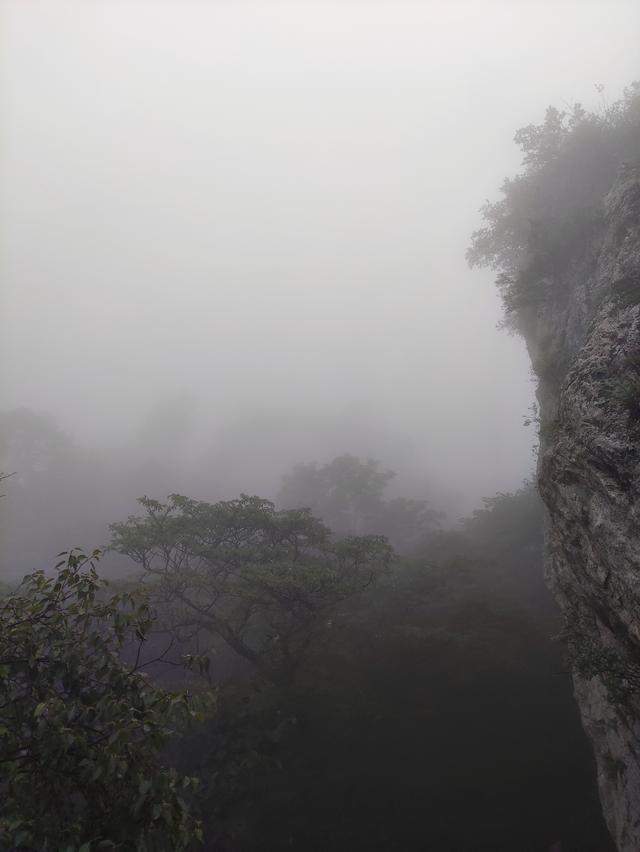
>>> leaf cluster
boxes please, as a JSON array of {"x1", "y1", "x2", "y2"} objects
[{"x1": 0, "y1": 550, "x2": 202, "y2": 850}]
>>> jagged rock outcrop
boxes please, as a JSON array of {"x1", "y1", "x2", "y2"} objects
[{"x1": 521, "y1": 165, "x2": 640, "y2": 850}]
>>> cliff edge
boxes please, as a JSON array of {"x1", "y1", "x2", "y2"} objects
[
  {"x1": 526, "y1": 165, "x2": 640, "y2": 850},
  {"x1": 468, "y1": 85, "x2": 640, "y2": 849}
]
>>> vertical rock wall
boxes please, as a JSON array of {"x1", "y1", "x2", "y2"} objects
[{"x1": 523, "y1": 167, "x2": 640, "y2": 850}]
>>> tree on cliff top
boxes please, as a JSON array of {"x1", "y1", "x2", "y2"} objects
[{"x1": 467, "y1": 82, "x2": 640, "y2": 331}]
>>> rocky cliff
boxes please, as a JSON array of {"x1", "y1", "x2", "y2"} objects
[{"x1": 521, "y1": 165, "x2": 640, "y2": 850}]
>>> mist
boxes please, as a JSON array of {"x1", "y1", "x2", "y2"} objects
[
  {"x1": 2, "y1": 0, "x2": 636, "y2": 538},
  {"x1": 2, "y1": 3, "x2": 639, "y2": 850}
]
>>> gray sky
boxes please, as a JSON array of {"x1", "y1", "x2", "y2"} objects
[{"x1": 1, "y1": 0, "x2": 638, "y2": 508}]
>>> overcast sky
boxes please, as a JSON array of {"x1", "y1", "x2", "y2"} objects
[{"x1": 1, "y1": 0, "x2": 638, "y2": 508}]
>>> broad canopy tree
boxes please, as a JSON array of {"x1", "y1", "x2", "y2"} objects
[{"x1": 110, "y1": 494, "x2": 393, "y2": 688}]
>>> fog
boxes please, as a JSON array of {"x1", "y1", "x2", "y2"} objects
[
  {"x1": 3, "y1": 5, "x2": 640, "y2": 848},
  {"x1": 1, "y1": 1, "x2": 638, "y2": 563}
]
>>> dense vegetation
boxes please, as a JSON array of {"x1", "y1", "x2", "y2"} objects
[
  {"x1": 468, "y1": 82, "x2": 640, "y2": 331},
  {"x1": 0, "y1": 460, "x2": 613, "y2": 850},
  {"x1": 0, "y1": 550, "x2": 203, "y2": 850},
  {"x1": 175, "y1": 480, "x2": 608, "y2": 851}
]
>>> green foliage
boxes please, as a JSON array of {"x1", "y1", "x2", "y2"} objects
[
  {"x1": 113, "y1": 485, "x2": 606, "y2": 850},
  {"x1": 468, "y1": 83, "x2": 640, "y2": 331},
  {"x1": 110, "y1": 494, "x2": 393, "y2": 687},
  {"x1": 0, "y1": 549, "x2": 202, "y2": 850}
]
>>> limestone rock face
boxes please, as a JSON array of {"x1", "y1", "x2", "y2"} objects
[{"x1": 521, "y1": 166, "x2": 640, "y2": 850}]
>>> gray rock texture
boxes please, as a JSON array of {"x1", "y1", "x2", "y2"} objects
[{"x1": 521, "y1": 165, "x2": 640, "y2": 850}]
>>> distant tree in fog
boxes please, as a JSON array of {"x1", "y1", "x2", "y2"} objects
[
  {"x1": 278, "y1": 454, "x2": 440, "y2": 550},
  {"x1": 0, "y1": 408, "x2": 73, "y2": 483},
  {"x1": 0, "y1": 409, "x2": 103, "y2": 578},
  {"x1": 278, "y1": 455, "x2": 392, "y2": 533}
]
